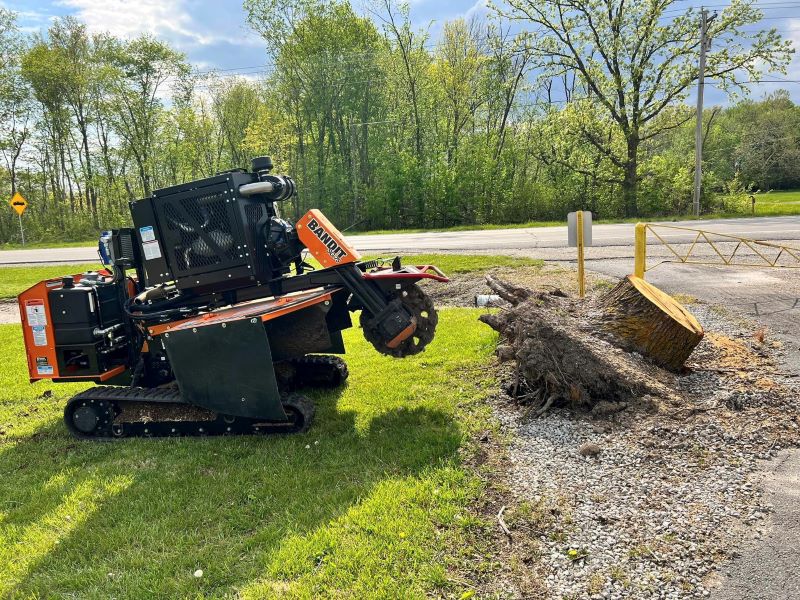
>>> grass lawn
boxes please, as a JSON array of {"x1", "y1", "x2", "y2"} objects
[
  {"x1": 384, "y1": 253, "x2": 542, "y2": 275},
  {"x1": 747, "y1": 189, "x2": 800, "y2": 216},
  {"x1": 0, "y1": 240, "x2": 98, "y2": 251},
  {"x1": 0, "y1": 263, "x2": 102, "y2": 300},
  {"x1": 0, "y1": 308, "x2": 498, "y2": 598}
]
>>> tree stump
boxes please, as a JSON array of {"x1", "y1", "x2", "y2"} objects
[
  {"x1": 597, "y1": 275, "x2": 703, "y2": 372},
  {"x1": 478, "y1": 275, "x2": 678, "y2": 413}
]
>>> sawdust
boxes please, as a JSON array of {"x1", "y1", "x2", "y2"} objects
[
  {"x1": 706, "y1": 333, "x2": 762, "y2": 371},
  {"x1": 117, "y1": 403, "x2": 216, "y2": 423}
]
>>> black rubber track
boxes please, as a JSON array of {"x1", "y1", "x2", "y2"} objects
[
  {"x1": 285, "y1": 355, "x2": 349, "y2": 388},
  {"x1": 63, "y1": 386, "x2": 315, "y2": 440}
]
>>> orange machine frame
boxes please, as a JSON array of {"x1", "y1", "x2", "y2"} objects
[
  {"x1": 296, "y1": 209, "x2": 361, "y2": 268},
  {"x1": 147, "y1": 288, "x2": 340, "y2": 336},
  {"x1": 17, "y1": 273, "x2": 127, "y2": 383}
]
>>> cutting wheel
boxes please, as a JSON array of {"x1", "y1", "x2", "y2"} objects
[{"x1": 360, "y1": 283, "x2": 438, "y2": 357}]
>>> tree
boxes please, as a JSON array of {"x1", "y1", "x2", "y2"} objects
[
  {"x1": 245, "y1": 0, "x2": 385, "y2": 224},
  {"x1": 494, "y1": 0, "x2": 793, "y2": 216},
  {"x1": 104, "y1": 35, "x2": 188, "y2": 196},
  {"x1": 0, "y1": 9, "x2": 30, "y2": 198},
  {"x1": 48, "y1": 18, "x2": 101, "y2": 221},
  {"x1": 728, "y1": 91, "x2": 800, "y2": 190}
]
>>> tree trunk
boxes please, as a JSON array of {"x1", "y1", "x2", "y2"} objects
[
  {"x1": 622, "y1": 133, "x2": 639, "y2": 217},
  {"x1": 597, "y1": 275, "x2": 704, "y2": 372}
]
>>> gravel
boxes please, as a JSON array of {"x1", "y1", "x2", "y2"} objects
[
  {"x1": 493, "y1": 302, "x2": 800, "y2": 599},
  {"x1": 0, "y1": 300, "x2": 18, "y2": 324}
]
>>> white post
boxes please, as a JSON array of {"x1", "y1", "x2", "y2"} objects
[{"x1": 18, "y1": 212, "x2": 25, "y2": 246}]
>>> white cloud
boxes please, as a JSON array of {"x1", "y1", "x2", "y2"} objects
[
  {"x1": 464, "y1": 0, "x2": 488, "y2": 21},
  {"x1": 55, "y1": 0, "x2": 217, "y2": 45}
]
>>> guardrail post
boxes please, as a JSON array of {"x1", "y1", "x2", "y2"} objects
[{"x1": 634, "y1": 223, "x2": 646, "y2": 279}]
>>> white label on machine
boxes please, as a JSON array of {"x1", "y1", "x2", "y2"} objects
[
  {"x1": 139, "y1": 225, "x2": 156, "y2": 242},
  {"x1": 142, "y1": 239, "x2": 162, "y2": 260},
  {"x1": 37, "y1": 364, "x2": 54, "y2": 375},
  {"x1": 25, "y1": 299, "x2": 47, "y2": 326},
  {"x1": 32, "y1": 325, "x2": 47, "y2": 346}
]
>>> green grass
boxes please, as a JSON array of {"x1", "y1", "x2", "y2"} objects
[
  {"x1": 0, "y1": 240, "x2": 97, "y2": 251},
  {"x1": 0, "y1": 264, "x2": 103, "y2": 299},
  {"x1": 746, "y1": 189, "x2": 800, "y2": 216},
  {"x1": 370, "y1": 253, "x2": 543, "y2": 275},
  {"x1": 0, "y1": 309, "x2": 498, "y2": 598}
]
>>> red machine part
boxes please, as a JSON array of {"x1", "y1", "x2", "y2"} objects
[{"x1": 362, "y1": 264, "x2": 449, "y2": 283}]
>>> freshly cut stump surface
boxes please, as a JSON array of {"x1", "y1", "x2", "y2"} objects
[{"x1": 598, "y1": 275, "x2": 703, "y2": 372}]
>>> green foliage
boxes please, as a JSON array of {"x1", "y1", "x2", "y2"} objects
[{"x1": 0, "y1": 2, "x2": 797, "y2": 245}]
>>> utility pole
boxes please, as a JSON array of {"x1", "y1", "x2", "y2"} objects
[
  {"x1": 350, "y1": 120, "x2": 358, "y2": 226},
  {"x1": 693, "y1": 8, "x2": 712, "y2": 217}
]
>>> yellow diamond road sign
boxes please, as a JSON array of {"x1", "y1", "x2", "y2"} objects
[{"x1": 9, "y1": 192, "x2": 27, "y2": 216}]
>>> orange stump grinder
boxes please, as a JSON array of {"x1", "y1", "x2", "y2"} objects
[{"x1": 18, "y1": 157, "x2": 448, "y2": 438}]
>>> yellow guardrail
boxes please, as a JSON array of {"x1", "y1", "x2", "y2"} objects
[{"x1": 633, "y1": 222, "x2": 800, "y2": 278}]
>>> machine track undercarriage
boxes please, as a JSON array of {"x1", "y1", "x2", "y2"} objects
[{"x1": 64, "y1": 355, "x2": 346, "y2": 439}]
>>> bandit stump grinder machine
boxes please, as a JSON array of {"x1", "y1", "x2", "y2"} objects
[{"x1": 17, "y1": 157, "x2": 448, "y2": 439}]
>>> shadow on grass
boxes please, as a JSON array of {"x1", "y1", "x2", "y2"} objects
[{"x1": 0, "y1": 387, "x2": 462, "y2": 597}]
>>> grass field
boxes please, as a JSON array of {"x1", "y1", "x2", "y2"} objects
[
  {"x1": 747, "y1": 189, "x2": 800, "y2": 216},
  {"x1": 0, "y1": 263, "x2": 102, "y2": 299},
  {"x1": 0, "y1": 307, "x2": 498, "y2": 598}
]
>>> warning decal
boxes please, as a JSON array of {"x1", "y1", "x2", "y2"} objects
[
  {"x1": 139, "y1": 225, "x2": 156, "y2": 242},
  {"x1": 35, "y1": 357, "x2": 53, "y2": 376},
  {"x1": 142, "y1": 239, "x2": 162, "y2": 260},
  {"x1": 32, "y1": 325, "x2": 47, "y2": 346},
  {"x1": 25, "y1": 299, "x2": 47, "y2": 326}
]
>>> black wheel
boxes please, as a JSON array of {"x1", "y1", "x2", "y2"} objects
[
  {"x1": 280, "y1": 393, "x2": 315, "y2": 433},
  {"x1": 64, "y1": 399, "x2": 115, "y2": 439},
  {"x1": 360, "y1": 283, "x2": 438, "y2": 358}
]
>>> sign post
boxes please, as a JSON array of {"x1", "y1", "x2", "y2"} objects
[
  {"x1": 8, "y1": 192, "x2": 27, "y2": 245},
  {"x1": 567, "y1": 210, "x2": 592, "y2": 298}
]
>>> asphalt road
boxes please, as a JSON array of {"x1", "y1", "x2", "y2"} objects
[
  {"x1": 1, "y1": 215, "x2": 799, "y2": 265},
  {"x1": 714, "y1": 450, "x2": 800, "y2": 600}
]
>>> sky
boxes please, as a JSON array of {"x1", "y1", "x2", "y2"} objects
[{"x1": 7, "y1": 0, "x2": 800, "y2": 106}]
